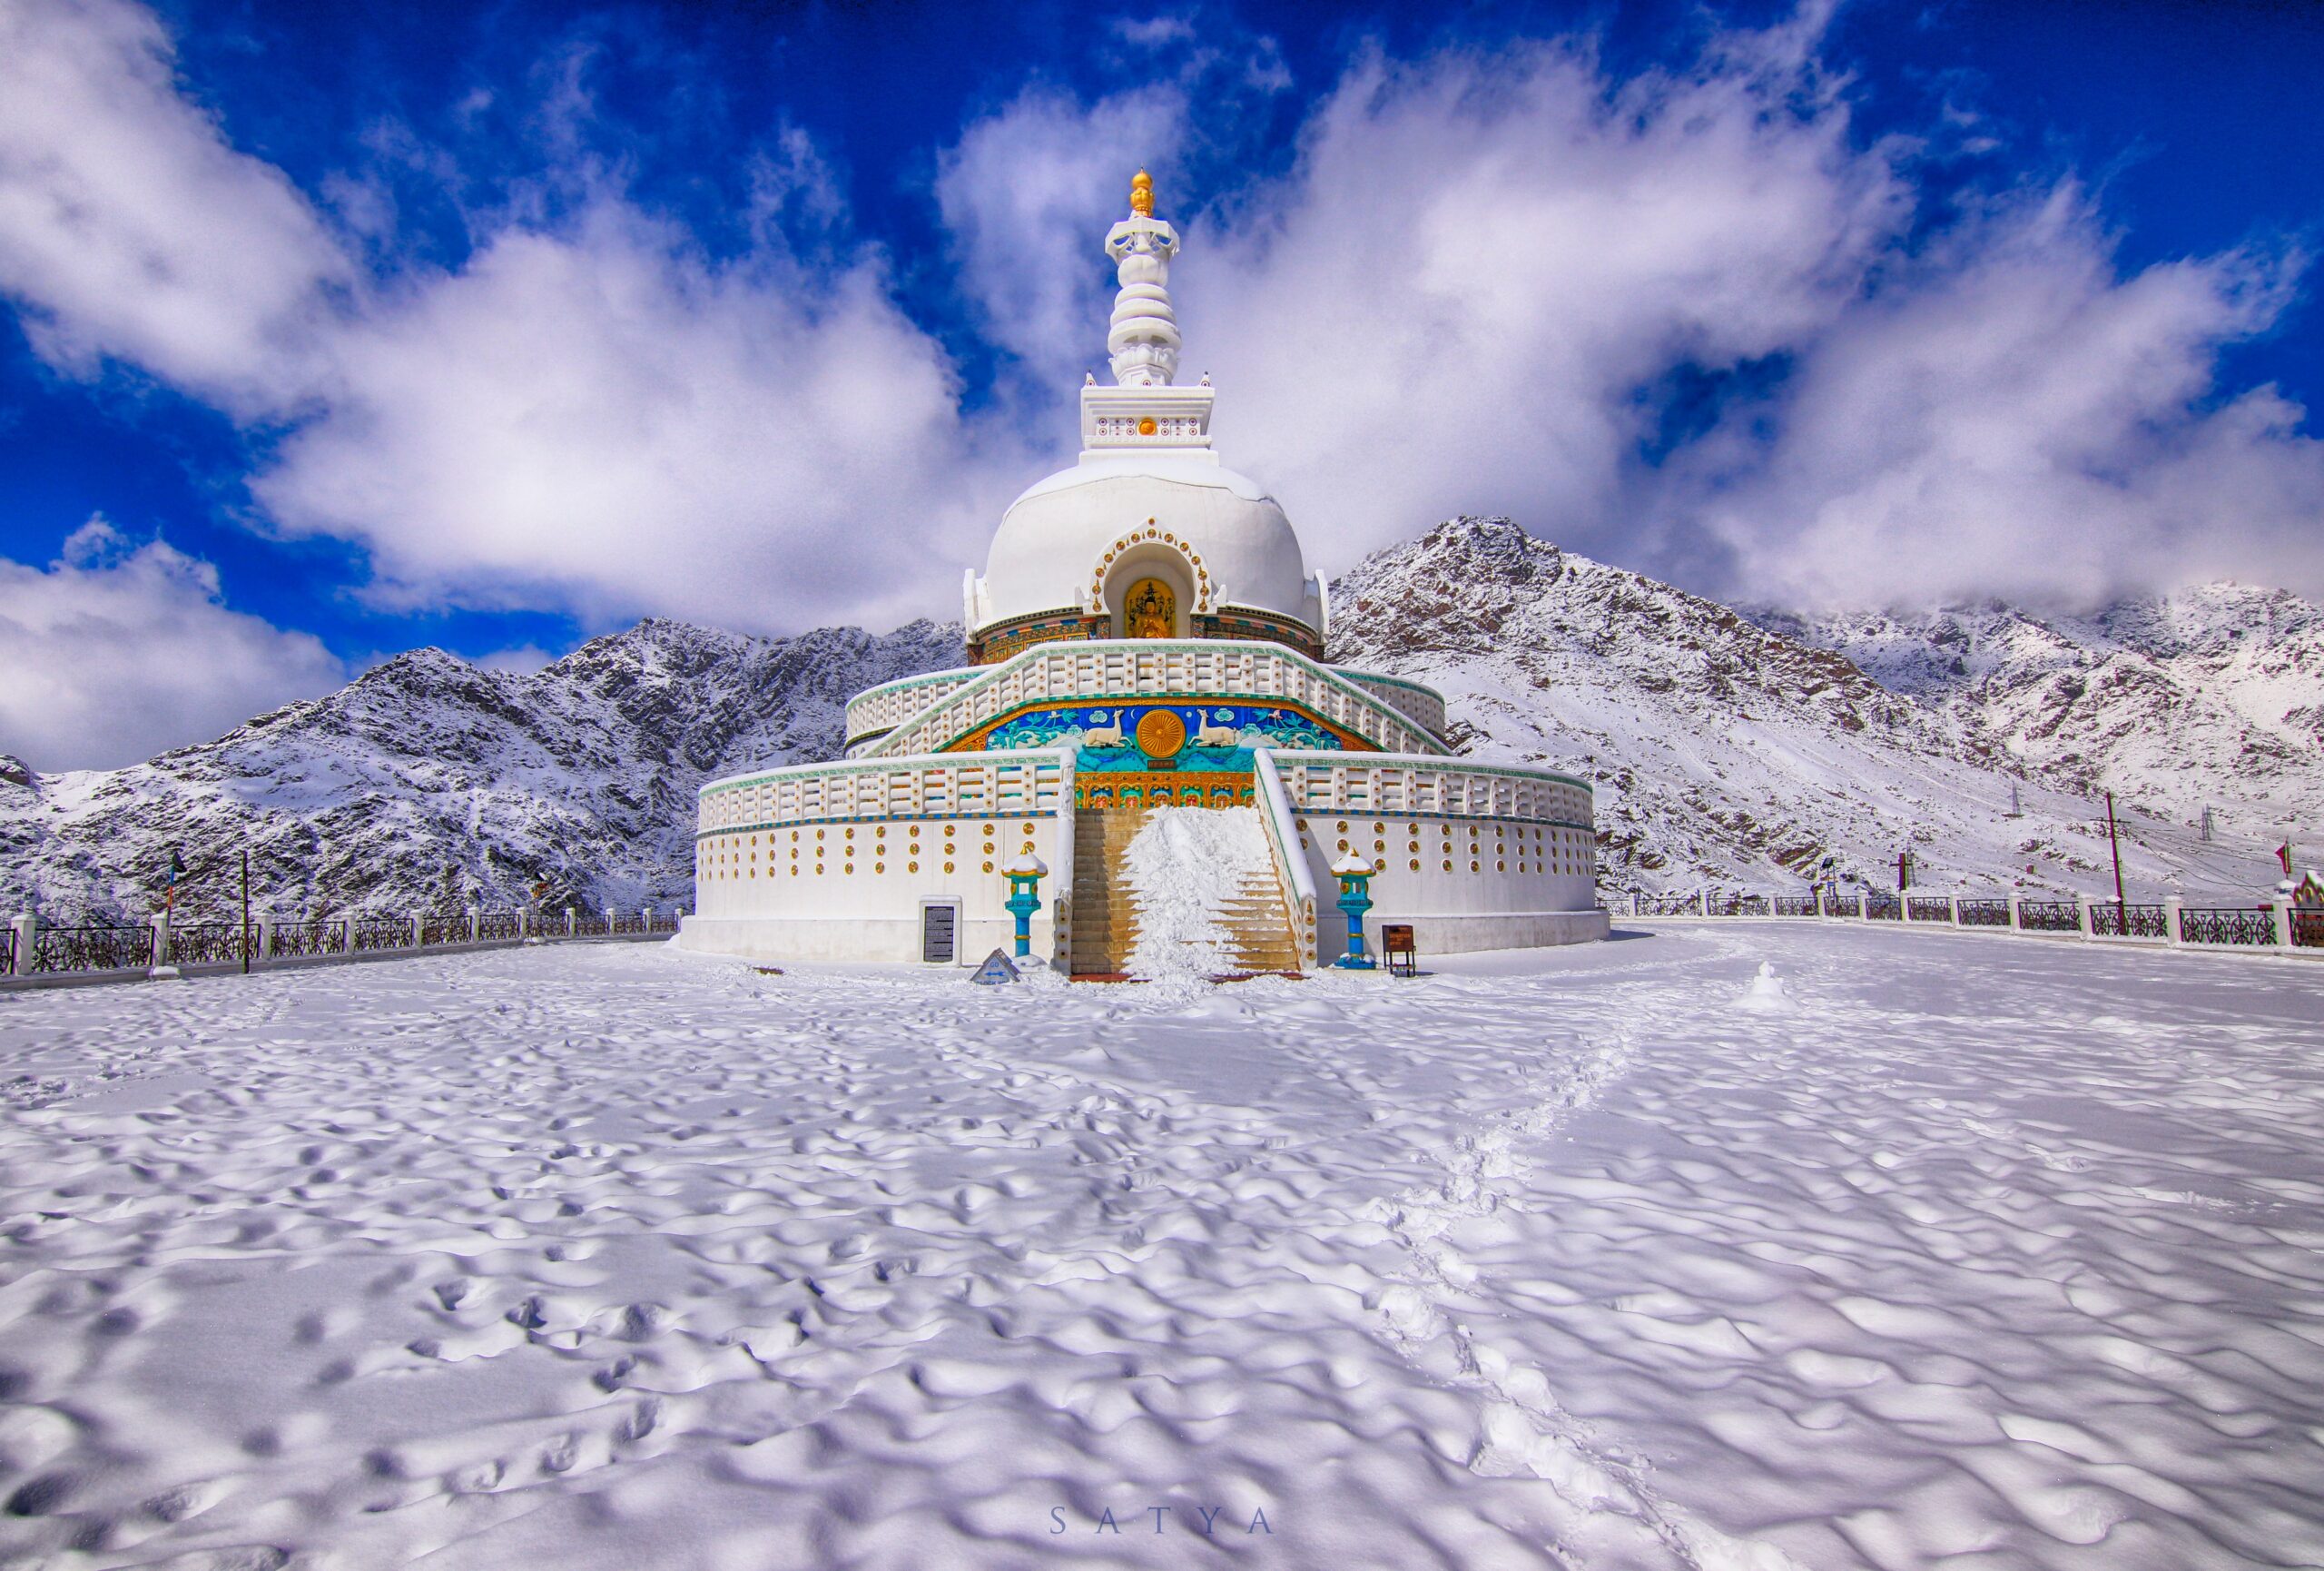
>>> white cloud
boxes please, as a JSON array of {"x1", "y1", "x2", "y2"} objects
[
  {"x1": 1174, "y1": 37, "x2": 1907, "y2": 574},
  {"x1": 1681, "y1": 188, "x2": 2324, "y2": 608},
  {"x1": 0, "y1": 0, "x2": 347, "y2": 414},
  {"x1": 0, "y1": 519, "x2": 346, "y2": 771},
  {"x1": 251, "y1": 202, "x2": 1004, "y2": 633}
]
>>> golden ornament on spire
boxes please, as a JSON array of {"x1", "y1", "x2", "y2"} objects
[{"x1": 1129, "y1": 168, "x2": 1154, "y2": 217}]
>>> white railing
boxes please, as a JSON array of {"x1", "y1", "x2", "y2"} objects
[
  {"x1": 1265, "y1": 752, "x2": 1593, "y2": 827},
  {"x1": 1253, "y1": 751, "x2": 1319, "y2": 972},
  {"x1": 1333, "y1": 670, "x2": 1449, "y2": 736},
  {"x1": 859, "y1": 641, "x2": 1451, "y2": 761},
  {"x1": 844, "y1": 667, "x2": 982, "y2": 747},
  {"x1": 698, "y1": 750, "x2": 1073, "y2": 832}
]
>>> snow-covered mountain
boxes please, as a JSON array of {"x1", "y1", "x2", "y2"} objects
[
  {"x1": 1329, "y1": 519, "x2": 2315, "y2": 900},
  {"x1": 0, "y1": 618, "x2": 958, "y2": 922},
  {"x1": 3, "y1": 520, "x2": 2314, "y2": 920}
]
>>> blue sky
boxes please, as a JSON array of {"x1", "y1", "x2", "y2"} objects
[{"x1": 0, "y1": 0, "x2": 2319, "y2": 769}]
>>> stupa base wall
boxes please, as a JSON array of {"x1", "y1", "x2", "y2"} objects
[
  {"x1": 678, "y1": 913, "x2": 1050, "y2": 968},
  {"x1": 1316, "y1": 907, "x2": 1610, "y2": 959}
]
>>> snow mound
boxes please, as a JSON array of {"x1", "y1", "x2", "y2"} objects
[
  {"x1": 1733, "y1": 961, "x2": 1797, "y2": 1013},
  {"x1": 1121, "y1": 805, "x2": 1270, "y2": 983}
]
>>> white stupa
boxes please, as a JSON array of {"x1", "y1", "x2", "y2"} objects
[{"x1": 683, "y1": 172, "x2": 1607, "y2": 971}]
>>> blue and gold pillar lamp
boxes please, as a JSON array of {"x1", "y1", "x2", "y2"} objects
[
  {"x1": 1001, "y1": 851, "x2": 1049, "y2": 960},
  {"x1": 1330, "y1": 851, "x2": 1377, "y2": 971}
]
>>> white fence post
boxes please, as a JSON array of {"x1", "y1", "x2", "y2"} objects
[
  {"x1": 2164, "y1": 896, "x2": 2183, "y2": 948},
  {"x1": 1947, "y1": 894, "x2": 1960, "y2": 925},
  {"x1": 565, "y1": 909, "x2": 576, "y2": 937},
  {"x1": 1813, "y1": 886, "x2": 1827, "y2": 918},
  {"x1": 2007, "y1": 893, "x2": 2022, "y2": 932},
  {"x1": 409, "y1": 913, "x2": 425, "y2": 948},
  {"x1": 2273, "y1": 899, "x2": 2294, "y2": 950},
  {"x1": 151, "y1": 911, "x2": 172, "y2": 966},
  {"x1": 2076, "y1": 895, "x2": 2093, "y2": 942},
  {"x1": 9, "y1": 913, "x2": 34, "y2": 976},
  {"x1": 468, "y1": 906, "x2": 481, "y2": 944},
  {"x1": 255, "y1": 913, "x2": 276, "y2": 959}
]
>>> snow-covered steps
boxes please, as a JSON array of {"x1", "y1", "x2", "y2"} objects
[{"x1": 1120, "y1": 806, "x2": 1304, "y2": 980}]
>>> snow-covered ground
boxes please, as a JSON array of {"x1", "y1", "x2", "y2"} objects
[{"x1": 2, "y1": 934, "x2": 2319, "y2": 1569}]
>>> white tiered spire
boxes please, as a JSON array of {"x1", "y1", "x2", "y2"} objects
[
  {"x1": 1104, "y1": 169, "x2": 1180, "y2": 388},
  {"x1": 1079, "y1": 172, "x2": 1213, "y2": 458}
]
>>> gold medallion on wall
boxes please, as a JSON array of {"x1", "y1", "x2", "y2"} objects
[{"x1": 1135, "y1": 707, "x2": 1187, "y2": 762}]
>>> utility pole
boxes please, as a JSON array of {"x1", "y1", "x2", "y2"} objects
[
  {"x1": 241, "y1": 851, "x2": 252, "y2": 974},
  {"x1": 2104, "y1": 789, "x2": 2127, "y2": 915}
]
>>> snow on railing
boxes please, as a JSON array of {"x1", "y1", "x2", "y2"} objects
[
  {"x1": 1262, "y1": 752, "x2": 1592, "y2": 827},
  {"x1": 1622, "y1": 889, "x2": 2319, "y2": 961},
  {"x1": 854, "y1": 641, "x2": 1450, "y2": 762},
  {"x1": 697, "y1": 750, "x2": 1072, "y2": 833},
  {"x1": 1253, "y1": 750, "x2": 1319, "y2": 972}
]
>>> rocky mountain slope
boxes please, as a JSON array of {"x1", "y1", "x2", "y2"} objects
[
  {"x1": 1328, "y1": 519, "x2": 2315, "y2": 899},
  {"x1": 2, "y1": 521, "x2": 2313, "y2": 921},
  {"x1": 0, "y1": 618, "x2": 958, "y2": 922}
]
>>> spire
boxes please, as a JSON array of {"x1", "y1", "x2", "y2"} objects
[{"x1": 1104, "y1": 169, "x2": 1180, "y2": 387}]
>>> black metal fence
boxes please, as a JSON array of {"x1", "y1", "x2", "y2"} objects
[
  {"x1": 1630, "y1": 889, "x2": 2316, "y2": 958},
  {"x1": 2018, "y1": 902, "x2": 2083, "y2": 934},
  {"x1": 168, "y1": 923, "x2": 251, "y2": 966},
  {"x1": 271, "y1": 919, "x2": 349, "y2": 957},
  {"x1": 2089, "y1": 903, "x2": 2168, "y2": 940},
  {"x1": 32, "y1": 924, "x2": 155, "y2": 973},
  {"x1": 2181, "y1": 907, "x2": 2275, "y2": 947},
  {"x1": 6, "y1": 904, "x2": 688, "y2": 983}
]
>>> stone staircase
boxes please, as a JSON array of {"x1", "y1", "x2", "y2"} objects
[
  {"x1": 1069, "y1": 805, "x2": 1306, "y2": 978},
  {"x1": 1069, "y1": 807, "x2": 1149, "y2": 976}
]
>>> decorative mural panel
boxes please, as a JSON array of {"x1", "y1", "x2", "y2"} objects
[{"x1": 976, "y1": 702, "x2": 1354, "y2": 774}]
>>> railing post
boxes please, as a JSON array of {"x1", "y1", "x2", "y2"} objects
[
  {"x1": 2272, "y1": 899, "x2": 2294, "y2": 950},
  {"x1": 9, "y1": 913, "x2": 34, "y2": 976},
  {"x1": 2164, "y1": 895, "x2": 2183, "y2": 949},
  {"x1": 565, "y1": 909, "x2": 576, "y2": 937},
  {"x1": 1697, "y1": 888, "x2": 1708, "y2": 917},
  {"x1": 2076, "y1": 895, "x2": 2093, "y2": 941},
  {"x1": 1813, "y1": 887, "x2": 1826, "y2": 919},
  {"x1": 517, "y1": 908, "x2": 529, "y2": 940},
  {"x1": 1947, "y1": 895, "x2": 1960, "y2": 925},
  {"x1": 606, "y1": 905, "x2": 618, "y2": 935},
  {"x1": 255, "y1": 913, "x2": 276, "y2": 959},
  {"x1": 468, "y1": 906, "x2": 481, "y2": 944},
  {"x1": 152, "y1": 911, "x2": 172, "y2": 967},
  {"x1": 1860, "y1": 892, "x2": 1873, "y2": 922},
  {"x1": 409, "y1": 913, "x2": 425, "y2": 949},
  {"x1": 1900, "y1": 894, "x2": 1913, "y2": 924},
  {"x1": 2007, "y1": 894, "x2": 2022, "y2": 933}
]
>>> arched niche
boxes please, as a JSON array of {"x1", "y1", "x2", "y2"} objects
[{"x1": 1088, "y1": 525, "x2": 1214, "y2": 640}]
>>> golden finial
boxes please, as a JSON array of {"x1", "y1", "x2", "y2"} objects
[{"x1": 1129, "y1": 168, "x2": 1154, "y2": 217}]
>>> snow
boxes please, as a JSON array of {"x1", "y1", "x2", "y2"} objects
[
  {"x1": 3, "y1": 933, "x2": 2322, "y2": 1568},
  {"x1": 1119, "y1": 805, "x2": 1270, "y2": 982}
]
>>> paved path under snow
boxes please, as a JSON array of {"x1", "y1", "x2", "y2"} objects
[{"x1": 0, "y1": 927, "x2": 2318, "y2": 1569}]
